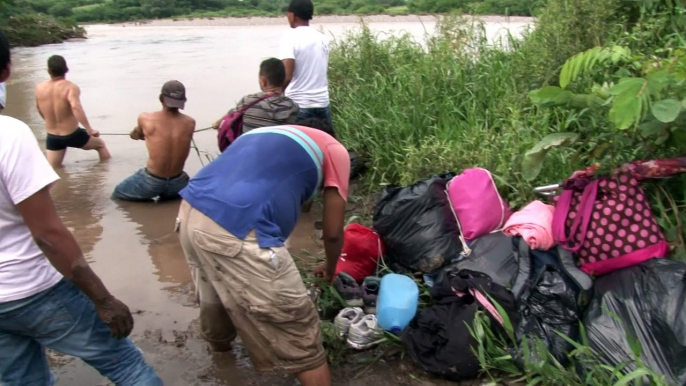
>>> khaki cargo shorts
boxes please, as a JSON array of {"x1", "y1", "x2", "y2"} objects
[{"x1": 176, "y1": 200, "x2": 326, "y2": 374}]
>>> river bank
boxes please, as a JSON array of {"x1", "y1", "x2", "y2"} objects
[
  {"x1": 4, "y1": 14, "x2": 86, "y2": 47},
  {"x1": 106, "y1": 14, "x2": 533, "y2": 27}
]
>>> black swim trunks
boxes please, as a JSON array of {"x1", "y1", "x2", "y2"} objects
[{"x1": 46, "y1": 128, "x2": 91, "y2": 151}]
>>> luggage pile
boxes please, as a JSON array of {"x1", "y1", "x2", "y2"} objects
[{"x1": 331, "y1": 158, "x2": 686, "y2": 384}]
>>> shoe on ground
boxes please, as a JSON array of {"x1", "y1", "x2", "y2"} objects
[
  {"x1": 334, "y1": 307, "x2": 364, "y2": 337},
  {"x1": 347, "y1": 314, "x2": 384, "y2": 350},
  {"x1": 362, "y1": 276, "x2": 381, "y2": 314},
  {"x1": 333, "y1": 272, "x2": 364, "y2": 307}
]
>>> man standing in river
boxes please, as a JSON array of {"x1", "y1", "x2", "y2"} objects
[
  {"x1": 36, "y1": 55, "x2": 111, "y2": 168},
  {"x1": 280, "y1": 0, "x2": 334, "y2": 128},
  {"x1": 0, "y1": 28, "x2": 162, "y2": 386},
  {"x1": 177, "y1": 119, "x2": 350, "y2": 386},
  {"x1": 111, "y1": 80, "x2": 195, "y2": 201}
]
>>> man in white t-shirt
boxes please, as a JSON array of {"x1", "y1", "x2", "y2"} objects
[
  {"x1": 280, "y1": 0, "x2": 334, "y2": 129},
  {"x1": 0, "y1": 28, "x2": 162, "y2": 385}
]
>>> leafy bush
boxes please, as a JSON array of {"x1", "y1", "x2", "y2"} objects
[
  {"x1": 2, "y1": 13, "x2": 86, "y2": 47},
  {"x1": 328, "y1": 0, "x2": 686, "y2": 257}
]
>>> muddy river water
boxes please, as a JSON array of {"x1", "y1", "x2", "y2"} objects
[{"x1": 3, "y1": 16, "x2": 531, "y2": 385}]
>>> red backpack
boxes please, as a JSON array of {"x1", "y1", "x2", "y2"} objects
[
  {"x1": 217, "y1": 93, "x2": 275, "y2": 152},
  {"x1": 334, "y1": 224, "x2": 386, "y2": 283}
]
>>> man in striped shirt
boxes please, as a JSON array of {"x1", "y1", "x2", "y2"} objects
[{"x1": 213, "y1": 58, "x2": 299, "y2": 133}]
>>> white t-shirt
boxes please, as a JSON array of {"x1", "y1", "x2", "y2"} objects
[
  {"x1": 0, "y1": 116, "x2": 62, "y2": 302},
  {"x1": 0, "y1": 83, "x2": 6, "y2": 109},
  {"x1": 279, "y1": 26, "x2": 331, "y2": 109}
]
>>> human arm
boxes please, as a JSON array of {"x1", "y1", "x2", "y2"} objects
[
  {"x1": 282, "y1": 59, "x2": 295, "y2": 89},
  {"x1": 314, "y1": 187, "x2": 347, "y2": 280},
  {"x1": 17, "y1": 190, "x2": 133, "y2": 338},
  {"x1": 67, "y1": 84, "x2": 98, "y2": 136},
  {"x1": 313, "y1": 143, "x2": 351, "y2": 281},
  {"x1": 130, "y1": 127, "x2": 144, "y2": 140},
  {"x1": 279, "y1": 33, "x2": 296, "y2": 89},
  {"x1": 2, "y1": 123, "x2": 132, "y2": 338},
  {"x1": 130, "y1": 115, "x2": 145, "y2": 140},
  {"x1": 35, "y1": 90, "x2": 45, "y2": 119}
]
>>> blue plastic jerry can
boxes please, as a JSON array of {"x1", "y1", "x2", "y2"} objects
[{"x1": 377, "y1": 274, "x2": 419, "y2": 333}]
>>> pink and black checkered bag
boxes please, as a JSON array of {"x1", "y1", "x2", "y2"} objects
[{"x1": 551, "y1": 163, "x2": 679, "y2": 276}]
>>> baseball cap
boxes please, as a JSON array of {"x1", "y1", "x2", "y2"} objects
[
  {"x1": 287, "y1": 0, "x2": 313, "y2": 20},
  {"x1": 161, "y1": 80, "x2": 186, "y2": 109}
]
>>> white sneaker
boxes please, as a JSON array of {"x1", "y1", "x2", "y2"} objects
[
  {"x1": 334, "y1": 307, "x2": 364, "y2": 337},
  {"x1": 347, "y1": 314, "x2": 384, "y2": 350}
]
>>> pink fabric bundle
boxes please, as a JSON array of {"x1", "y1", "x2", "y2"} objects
[{"x1": 504, "y1": 200, "x2": 556, "y2": 250}]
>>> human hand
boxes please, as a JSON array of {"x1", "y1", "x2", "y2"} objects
[
  {"x1": 94, "y1": 297, "x2": 134, "y2": 339},
  {"x1": 89, "y1": 129, "x2": 100, "y2": 137},
  {"x1": 313, "y1": 262, "x2": 334, "y2": 283}
]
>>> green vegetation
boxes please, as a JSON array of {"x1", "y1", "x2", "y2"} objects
[
  {"x1": 470, "y1": 306, "x2": 670, "y2": 385},
  {"x1": 0, "y1": 0, "x2": 86, "y2": 47},
  {"x1": 329, "y1": 0, "x2": 686, "y2": 260},
  {"x1": 5, "y1": 0, "x2": 536, "y2": 25}
]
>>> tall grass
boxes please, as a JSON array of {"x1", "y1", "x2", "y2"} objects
[
  {"x1": 329, "y1": 15, "x2": 607, "y2": 207},
  {"x1": 328, "y1": 2, "x2": 686, "y2": 254}
]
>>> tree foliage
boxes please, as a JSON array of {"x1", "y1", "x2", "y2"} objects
[{"x1": 3, "y1": 0, "x2": 534, "y2": 23}]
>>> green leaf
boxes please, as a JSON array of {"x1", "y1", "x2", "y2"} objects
[
  {"x1": 521, "y1": 132, "x2": 579, "y2": 181},
  {"x1": 529, "y1": 86, "x2": 573, "y2": 107},
  {"x1": 609, "y1": 77, "x2": 645, "y2": 96},
  {"x1": 639, "y1": 118, "x2": 667, "y2": 137},
  {"x1": 651, "y1": 99, "x2": 682, "y2": 123},
  {"x1": 646, "y1": 69, "x2": 669, "y2": 94},
  {"x1": 610, "y1": 92, "x2": 642, "y2": 130},
  {"x1": 613, "y1": 368, "x2": 650, "y2": 386}
]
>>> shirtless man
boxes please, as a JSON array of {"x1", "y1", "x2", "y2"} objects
[
  {"x1": 35, "y1": 55, "x2": 110, "y2": 168},
  {"x1": 111, "y1": 80, "x2": 195, "y2": 201}
]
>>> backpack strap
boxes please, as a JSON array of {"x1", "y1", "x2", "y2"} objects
[{"x1": 234, "y1": 92, "x2": 278, "y2": 118}]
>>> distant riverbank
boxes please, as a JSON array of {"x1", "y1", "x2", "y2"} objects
[{"x1": 100, "y1": 14, "x2": 534, "y2": 28}]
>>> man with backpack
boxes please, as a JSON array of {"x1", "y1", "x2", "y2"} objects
[
  {"x1": 280, "y1": 0, "x2": 333, "y2": 128},
  {"x1": 213, "y1": 58, "x2": 299, "y2": 143},
  {"x1": 177, "y1": 119, "x2": 350, "y2": 386}
]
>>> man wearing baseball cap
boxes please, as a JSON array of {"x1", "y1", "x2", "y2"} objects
[{"x1": 111, "y1": 80, "x2": 196, "y2": 201}]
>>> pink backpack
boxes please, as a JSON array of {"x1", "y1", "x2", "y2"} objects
[
  {"x1": 446, "y1": 168, "x2": 512, "y2": 252},
  {"x1": 217, "y1": 93, "x2": 275, "y2": 152}
]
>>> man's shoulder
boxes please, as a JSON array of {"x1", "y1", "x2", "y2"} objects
[{"x1": 0, "y1": 116, "x2": 33, "y2": 150}]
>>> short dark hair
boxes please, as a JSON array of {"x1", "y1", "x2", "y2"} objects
[
  {"x1": 296, "y1": 117, "x2": 335, "y2": 138},
  {"x1": 0, "y1": 28, "x2": 10, "y2": 73},
  {"x1": 259, "y1": 58, "x2": 286, "y2": 88},
  {"x1": 47, "y1": 55, "x2": 68, "y2": 77},
  {"x1": 288, "y1": 0, "x2": 313, "y2": 20}
]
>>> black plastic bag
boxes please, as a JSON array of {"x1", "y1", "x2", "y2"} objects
[
  {"x1": 373, "y1": 173, "x2": 462, "y2": 274},
  {"x1": 435, "y1": 232, "x2": 519, "y2": 289},
  {"x1": 584, "y1": 258, "x2": 686, "y2": 385},
  {"x1": 514, "y1": 238, "x2": 588, "y2": 364},
  {"x1": 516, "y1": 266, "x2": 581, "y2": 363}
]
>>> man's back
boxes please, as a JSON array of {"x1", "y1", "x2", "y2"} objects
[
  {"x1": 238, "y1": 92, "x2": 299, "y2": 132},
  {"x1": 280, "y1": 26, "x2": 330, "y2": 108},
  {"x1": 180, "y1": 125, "x2": 349, "y2": 248},
  {"x1": 35, "y1": 79, "x2": 79, "y2": 136},
  {"x1": 139, "y1": 110, "x2": 195, "y2": 178}
]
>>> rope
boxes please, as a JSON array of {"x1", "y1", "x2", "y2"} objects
[{"x1": 99, "y1": 126, "x2": 215, "y2": 136}]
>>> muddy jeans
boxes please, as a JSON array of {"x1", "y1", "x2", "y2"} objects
[
  {"x1": 176, "y1": 200, "x2": 326, "y2": 374},
  {"x1": 0, "y1": 280, "x2": 162, "y2": 386}
]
